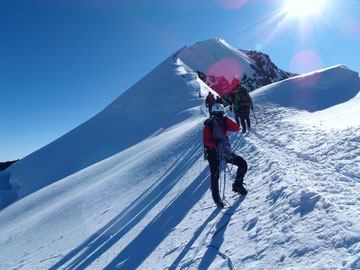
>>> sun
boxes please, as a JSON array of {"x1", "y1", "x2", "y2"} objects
[{"x1": 284, "y1": 0, "x2": 327, "y2": 18}]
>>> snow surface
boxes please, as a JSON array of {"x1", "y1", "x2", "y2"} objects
[{"x1": 1, "y1": 39, "x2": 360, "y2": 269}]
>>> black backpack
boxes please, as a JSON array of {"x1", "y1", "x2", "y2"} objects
[{"x1": 236, "y1": 91, "x2": 249, "y2": 104}]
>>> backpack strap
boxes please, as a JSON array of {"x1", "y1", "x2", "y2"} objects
[
  {"x1": 204, "y1": 118, "x2": 214, "y2": 134},
  {"x1": 222, "y1": 117, "x2": 228, "y2": 131},
  {"x1": 204, "y1": 117, "x2": 228, "y2": 134}
]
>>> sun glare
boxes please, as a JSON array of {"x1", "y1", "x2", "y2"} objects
[{"x1": 284, "y1": 0, "x2": 327, "y2": 17}]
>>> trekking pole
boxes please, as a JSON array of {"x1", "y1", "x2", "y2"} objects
[{"x1": 252, "y1": 108, "x2": 258, "y2": 124}]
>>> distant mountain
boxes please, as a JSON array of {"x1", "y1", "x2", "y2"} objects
[{"x1": 238, "y1": 49, "x2": 297, "y2": 91}]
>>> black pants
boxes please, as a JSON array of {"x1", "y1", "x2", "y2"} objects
[
  {"x1": 235, "y1": 110, "x2": 251, "y2": 131},
  {"x1": 207, "y1": 147, "x2": 247, "y2": 202},
  {"x1": 207, "y1": 103, "x2": 214, "y2": 115}
]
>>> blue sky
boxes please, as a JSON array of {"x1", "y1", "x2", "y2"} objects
[{"x1": 1, "y1": 0, "x2": 359, "y2": 161}]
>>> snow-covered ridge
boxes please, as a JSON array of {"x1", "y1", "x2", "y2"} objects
[{"x1": 0, "y1": 53, "x2": 205, "y2": 209}]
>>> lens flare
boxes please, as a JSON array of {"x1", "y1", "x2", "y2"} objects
[
  {"x1": 297, "y1": 20, "x2": 314, "y2": 39},
  {"x1": 341, "y1": 18, "x2": 360, "y2": 41},
  {"x1": 206, "y1": 58, "x2": 243, "y2": 96},
  {"x1": 290, "y1": 50, "x2": 323, "y2": 75},
  {"x1": 217, "y1": 0, "x2": 247, "y2": 10},
  {"x1": 207, "y1": 58, "x2": 242, "y2": 82}
]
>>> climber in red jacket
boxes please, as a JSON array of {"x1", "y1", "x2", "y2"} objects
[{"x1": 203, "y1": 103, "x2": 248, "y2": 208}]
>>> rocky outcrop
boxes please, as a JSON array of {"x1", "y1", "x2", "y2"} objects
[
  {"x1": 242, "y1": 49, "x2": 297, "y2": 91},
  {"x1": 197, "y1": 49, "x2": 297, "y2": 95},
  {"x1": 0, "y1": 160, "x2": 18, "y2": 172}
]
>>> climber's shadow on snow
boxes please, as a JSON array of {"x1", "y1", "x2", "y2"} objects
[
  {"x1": 168, "y1": 207, "x2": 220, "y2": 270},
  {"x1": 169, "y1": 196, "x2": 245, "y2": 270},
  {"x1": 198, "y1": 196, "x2": 245, "y2": 270},
  {"x1": 50, "y1": 143, "x2": 206, "y2": 270},
  {"x1": 103, "y1": 167, "x2": 210, "y2": 270}
]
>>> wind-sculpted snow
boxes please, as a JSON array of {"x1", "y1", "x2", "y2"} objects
[
  {"x1": 217, "y1": 106, "x2": 360, "y2": 269},
  {"x1": 0, "y1": 39, "x2": 360, "y2": 269},
  {"x1": 252, "y1": 65, "x2": 360, "y2": 113}
]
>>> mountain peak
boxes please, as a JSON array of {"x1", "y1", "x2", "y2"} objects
[{"x1": 178, "y1": 39, "x2": 293, "y2": 96}]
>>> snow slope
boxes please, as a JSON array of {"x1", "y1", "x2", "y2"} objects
[
  {"x1": 0, "y1": 50, "x2": 209, "y2": 209},
  {"x1": 1, "y1": 39, "x2": 360, "y2": 269}
]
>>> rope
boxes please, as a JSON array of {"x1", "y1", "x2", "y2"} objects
[
  {"x1": 217, "y1": 120, "x2": 236, "y2": 204},
  {"x1": 219, "y1": 163, "x2": 235, "y2": 202},
  {"x1": 198, "y1": 109, "x2": 248, "y2": 270},
  {"x1": 217, "y1": 145, "x2": 233, "y2": 203},
  {"x1": 206, "y1": 115, "x2": 239, "y2": 270},
  {"x1": 208, "y1": 244, "x2": 236, "y2": 270}
]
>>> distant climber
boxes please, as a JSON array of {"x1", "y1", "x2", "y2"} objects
[
  {"x1": 234, "y1": 85, "x2": 253, "y2": 133},
  {"x1": 205, "y1": 92, "x2": 216, "y2": 115},
  {"x1": 228, "y1": 84, "x2": 240, "y2": 112},
  {"x1": 203, "y1": 103, "x2": 248, "y2": 208}
]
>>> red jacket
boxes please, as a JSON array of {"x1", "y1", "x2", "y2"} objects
[{"x1": 203, "y1": 118, "x2": 240, "y2": 148}]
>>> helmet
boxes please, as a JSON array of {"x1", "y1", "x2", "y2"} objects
[
  {"x1": 212, "y1": 103, "x2": 225, "y2": 113},
  {"x1": 211, "y1": 103, "x2": 225, "y2": 119}
]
